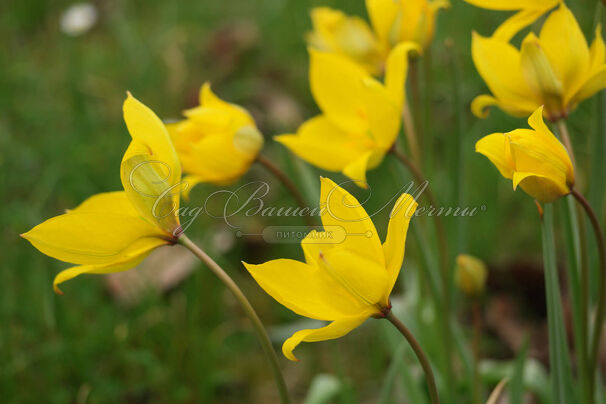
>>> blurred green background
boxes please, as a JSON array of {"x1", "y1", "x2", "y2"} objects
[{"x1": 1, "y1": 0, "x2": 604, "y2": 402}]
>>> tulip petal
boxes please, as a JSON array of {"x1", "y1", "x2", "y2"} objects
[
  {"x1": 512, "y1": 172, "x2": 570, "y2": 203},
  {"x1": 22, "y1": 211, "x2": 167, "y2": 265},
  {"x1": 385, "y1": 42, "x2": 419, "y2": 109},
  {"x1": 320, "y1": 177, "x2": 384, "y2": 265},
  {"x1": 309, "y1": 49, "x2": 370, "y2": 133},
  {"x1": 121, "y1": 140, "x2": 181, "y2": 234},
  {"x1": 471, "y1": 94, "x2": 536, "y2": 118},
  {"x1": 342, "y1": 150, "x2": 385, "y2": 189},
  {"x1": 275, "y1": 116, "x2": 370, "y2": 172},
  {"x1": 493, "y1": 9, "x2": 549, "y2": 42},
  {"x1": 571, "y1": 66, "x2": 606, "y2": 108},
  {"x1": 362, "y1": 78, "x2": 401, "y2": 149},
  {"x1": 282, "y1": 312, "x2": 372, "y2": 361},
  {"x1": 366, "y1": 0, "x2": 399, "y2": 43},
  {"x1": 123, "y1": 93, "x2": 181, "y2": 184},
  {"x1": 519, "y1": 33, "x2": 564, "y2": 114},
  {"x1": 539, "y1": 4, "x2": 590, "y2": 98},
  {"x1": 317, "y1": 247, "x2": 389, "y2": 307},
  {"x1": 53, "y1": 238, "x2": 167, "y2": 293},
  {"x1": 463, "y1": 0, "x2": 557, "y2": 10},
  {"x1": 475, "y1": 133, "x2": 515, "y2": 179},
  {"x1": 589, "y1": 25, "x2": 606, "y2": 72},
  {"x1": 383, "y1": 193, "x2": 417, "y2": 296},
  {"x1": 198, "y1": 83, "x2": 254, "y2": 130},
  {"x1": 472, "y1": 32, "x2": 539, "y2": 114},
  {"x1": 69, "y1": 191, "x2": 138, "y2": 216},
  {"x1": 243, "y1": 259, "x2": 370, "y2": 320}
]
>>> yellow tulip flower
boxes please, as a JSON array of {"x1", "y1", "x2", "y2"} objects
[
  {"x1": 22, "y1": 93, "x2": 182, "y2": 293},
  {"x1": 463, "y1": 0, "x2": 558, "y2": 41},
  {"x1": 243, "y1": 177, "x2": 418, "y2": 361},
  {"x1": 472, "y1": 3, "x2": 606, "y2": 121},
  {"x1": 306, "y1": 7, "x2": 383, "y2": 75},
  {"x1": 276, "y1": 43, "x2": 415, "y2": 188},
  {"x1": 454, "y1": 254, "x2": 487, "y2": 296},
  {"x1": 475, "y1": 106, "x2": 574, "y2": 203},
  {"x1": 167, "y1": 83, "x2": 264, "y2": 198},
  {"x1": 366, "y1": 0, "x2": 450, "y2": 51}
]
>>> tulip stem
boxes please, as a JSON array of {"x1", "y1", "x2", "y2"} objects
[
  {"x1": 177, "y1": 235, "x2": 291, "y2": 404},
  {"x1": 256, "y1": 154, "x2": 315, "y2": 227},
  {"x1": 385, "y1": 311, "x2": 440, "y2": 404},
  {"x1": 571, "y1": 189, "x2": 606, "y2": 391}
]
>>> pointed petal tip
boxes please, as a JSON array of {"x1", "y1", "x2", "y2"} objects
[{"x1": 53, "y1": 284, "x2": 64, "y2": 295}]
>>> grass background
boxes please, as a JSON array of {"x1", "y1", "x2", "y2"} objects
[{"x1": 1, "y1": 0, "x2": 604, "y2": 402}]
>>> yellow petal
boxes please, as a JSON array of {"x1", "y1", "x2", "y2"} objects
[
  {"x1": 342, "y1": 150, "x2": 386, "y2": 188},
  {"x1": 520, "y1": 33, "x2": 564, "y2": 116},
  {"x1": 526, "y1": 107, "x2": 573, "y2": 182},
  {"x1": 362, "y1": 77, "x2": 401, "y2": 149},
  {"x1": 243, "y1": 259, "x2": 370, "y2": 321},
  {"x1": 471, "y1": 94, "x2": 537, "y2": 118},
  {"x1": 309, "y1": 49, "x2": 370, "y2": 133},
  {"x1": 199, "y1": 83, "x2": 254, "y2": 129},
  {"x1": 320, "y1": 177, "x2": 384, "y2": 265},
  {"x1": 589, "y1": 25, "x2": 606, "y2": 72},
  {"x1": 571, "y1": 66, "x2": 606, "y2": 108},
  {"x1": 365, "y1": 0, "x2": 399, "y2": 43},
  {"x1": 472, "y1": 32, "x2": 539, "y2": 114},
  {"x1": 463, "y1": 0, "x2": 557, "y2": 10},
  {"x1": 475, "y1": 133, "x2": 515, "y2": 179},
  {"x1": 508, "y1": 130, "x2": 571, "y2": 190},
  {"x1": 493, "y1": 8, "x2": 549, "y2": 42},
  {"x1": 538, "y1": 3, "x2": 590, "y2": 99},
  {"x1": 53, "y1": 238, "x2": 166, "y2": 294},
  {"x1": 275, "y1": 116, "x2": 371, "y2": 172},
  {"x1": 69, "y1": 191, "x2": 137, "y2": 216},
  {"x1": 22, "y1": 210, "x2": 167, "y2": 265},
  {"x1": 121, "y1": 140, "x2": 181, "y2": 234},
  {"x1": 317, "y1": 247, "x2": 389, "y2": 308},
  {"x1": 123, "y1": 93, "x2": 181, "y2": 183},
  {"x1": 282, "y1": 312, "x2": 372, "y2": 361},
  {"x1": 385, "y1": 41, "x2": 420, "y2": 109},
  {"x1": 383, "y1": 193, "x2": 417, "y2": 297},
  {"x1": 512, "y1": 172, "x2": 570, "y2": 203}
]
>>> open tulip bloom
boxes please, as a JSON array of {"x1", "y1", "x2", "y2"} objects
[
  {"x1": 244, "y1": 177, "x2": 418, "y2": 361},
  {"x1": 167, "y1": 83, "x2": 264, "y2": 198},
  {"x1": 475, "y1": 106, "x2": 574, "y2": 203},
  {"x1": 464, "y1": 0, "x2": 558, "y2": 41},
  {"x1": 276, "y1": 43, "x2": 416, "y2": 188},
  {"x1": 307, "y1": 0, "x2": 447, "y2": 75},
  {"x1": 472, "y1": 3, "x2": 606, "y2": 121},
  {"x1": 21, "y1": 94, "x2": 183, "y2": 293}
]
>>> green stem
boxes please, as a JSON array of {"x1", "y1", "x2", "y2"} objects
[
  {"x1": 556, "y1": 120, "x2": 576, "y2": 168},
  {"x1": 178, "y1": 235, "x2": 291, "y2": 404},
  {"x1": 386, "y1": 311, "x2": 440, "y2": 404},
  {"x1": 571, "y1": 189, "x2": 606, "y2": 392},
  {"x1": 257, "y1": 154, "x2": 315, "y2": 227},
  {"x1": 471, "y1": 302, "x2": 483, "y2": 404},
  {"x1": 541, "y1": 204, "x2": 576, "y2": 404}
]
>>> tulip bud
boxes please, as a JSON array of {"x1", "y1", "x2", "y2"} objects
[
  {"x1": 234, "y1": 125, "x2": 264, "y2": 156},
  {"x1": 455, "y1": 254, "x2": 488, "y2": 296}
]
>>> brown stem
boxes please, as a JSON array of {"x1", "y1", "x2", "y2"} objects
[
  {"x1": 256, "y1": 154, "x2": 315, "y2": 227},
  {"x1": 386, "y1": 312, "x2": 440, "y2": 404},
  {"x1": 571, "y1": 189, "x2": 606, "y2": 386},
  {"x1": 402, "y1": 100, "x2": 422, "y2": 167}
]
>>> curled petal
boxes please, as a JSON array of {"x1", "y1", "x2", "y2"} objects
[
  {"x1": 512, "y1": 172, "x2": 570, "y2": 203},
  {"x1": 475, "y1": 133, "x2": 515, "y2": 179},
  {"x1": 282, "y1": 312, "x2": 373, "y2": 361}
]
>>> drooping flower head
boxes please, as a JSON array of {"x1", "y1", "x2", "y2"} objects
[
  {"x1": 276, "y1": 43, "x2": 416, "y2": 188},
  {"x1": 243, "y1": 177, "x2": 418, "y2": 361},
  {"x1": 464, "y1": 0, "x2": 558, "y2": 41},
  {"x1": 167, "y1": 83, "x2": 264, "y2": 198},
  {"x1": 472, "y1": 3, "x2": 606, "y2": 121},
  {"x1": 22, "y1": 94, "x2": 183, "y2": 293},
  {"x1": 475, "y1": 106, "x2": 574, "y2": 203}
]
